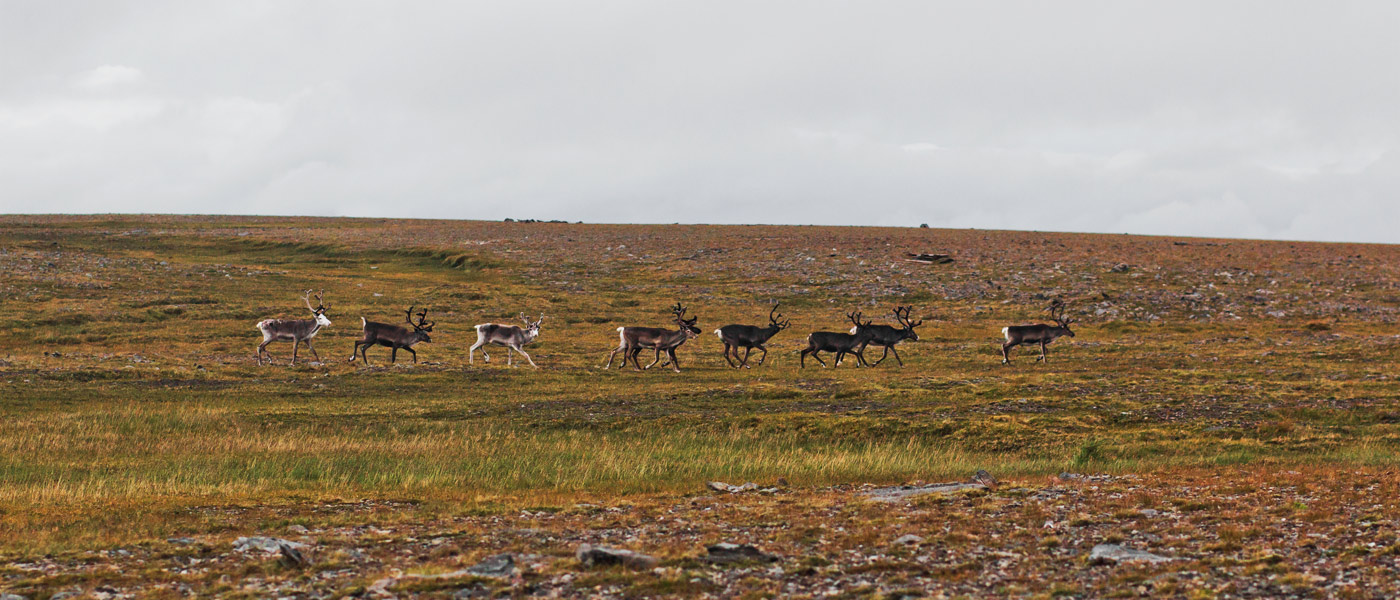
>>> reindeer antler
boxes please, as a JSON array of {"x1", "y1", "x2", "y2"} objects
[
  {"x1": 302, "y1": 290, "x2": 315, "y2": 312},
  {"x1": 1046, "y1": 300, "x2": 1072, "y2": 326},
  {"x1": 769, "y1": 303, "x2": 791, "y2": 330},
  {"x1": 894, "y1": 305, "x2": 922, "y2": 329},
  {"x1": 415, "y1": 308, "x2": 434, "y2": 332}
]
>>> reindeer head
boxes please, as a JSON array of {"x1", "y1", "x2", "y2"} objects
[
  {"x1": 1048, "y1": 300, "x2": 1076, "y2": 337},
  {"x1": 768, "y1": 303, "x2": 792, "y2": 331},
  {"x1": 303, "y1": 290, "x2": 331, "y2": 327},
  {"x1": 520, "y1": 312, "x2": 545, "y2": 338},
  {"x1": 673, "y1": 302, "x2": 701, "y2": 338},
  {"x1": 894, "y1": 305, "x2": 923, "y2": 341},
  {"x1": 405, "y1": 306, "x2": 434, "y2": 343}
]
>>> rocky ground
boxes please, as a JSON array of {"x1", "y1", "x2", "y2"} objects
[{"x1": 5, "y1": 467, "x2": 1398, "y2": 599}]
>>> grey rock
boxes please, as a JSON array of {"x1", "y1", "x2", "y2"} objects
[
  {"x1": 1057, "y1": 472, "x2": 1086, "y2": 481},
  {"x1": 864, "y1": 482, "x2": 986, "y2": 502},
  {"x1": 0, "y1": 593, "x2": 28, "y2": 600},
  {"x1": 972, "y1": 469, "x2": 998, "y2": 488},
  {"x1": 233, "y1": 536, "x2": 307, "y2": 553},
  {"x1": 575, "y1": 543, "x2": 659, "y2": 569},
  {"x1": 707, "y1": 481, "x2": 757, "y2": 493},
  {"x1": 166, "y1": 537, "x2": 197, "y2": 545},
  {"x1": 278, "y1": 541, "x2": 310, "y2": 568},
  {"x1": 1138, "y1": 509, "x2": 1161, "y2": 518},
  {"x1": 286, "y1": 524, "x2": 309, "y2": 534},
  {"x1": 893, "y1": 534, "x2": 925, "y2": 546},
  {"x1": 466, "y1": 553, "x2": 516, "y2": 578},
  {"x1": 1088, "y1": 543, "x2": 1174, "y2": 565},
  {"x1": 705, "y1": 542, "x2": 777, "y2": 564}
]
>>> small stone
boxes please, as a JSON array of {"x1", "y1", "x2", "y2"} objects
[
  {"x1": 706, "y1": 543, "x2": 777, "y2": 564},
  {"x1": 707, "y1": 481, "x2": 760, "y2": 493},
  {"x1": 1057, "y1": 472, "x2": 1086, "y2": 482},
  {"x1": 233, "y1": 536, "x2": 307, "y2": 553},
  {"x1": 287, "y1": 524, "x2": 309, "y2": 534},
  {"x1": 972, "y1": 469, "x2": 998, "y2": 488},
  {"x1": 863, "y1": 482, "x2": 986, "y2": 502},
  {"x1": 576, "y1": 543, "x2": 659, "y2": 569},
  {"x1": 893, "y1": 534, "x2": 925, "y2": 546},
  {"x1": 1088, "y1": 543, "x2": 1174, "y2": 565},
  {"x1": 1138, "y1": 509, "x2": 1160, "y2": 518},
  {"x1": 167, "y1": 537, "x2": 196, "y2": 545},
  {"x1": 278, "y1": 541, "x2": 310, "y2": 568},
  {"x1": 1, "y1": 593, "x2": 29, "y2": 600},
  {"x1": 466, "y1": 553, "x2": 516, "y2": 578}
]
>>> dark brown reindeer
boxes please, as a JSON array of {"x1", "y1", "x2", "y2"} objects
[
  {"x1": 800, "y1": 311, "x2": 875, "y2": 368},
  {"x1": 855, "y1": 305, "x2": 923, "y2": 367},
  {"x1": 470, "y1": 313, "x2": 544, "y2": 368},
  {"x1": 1001, "y1": 301, "x2": 1076, "y2": 364},
  {"x1": 714, "y1": 303, "x2": 791, "y2": 368},
  {"x1": 255, "y1": 290, "x2": 331, "y2": 365},
  {"x1": 348, "y1": 306, "x2": 434, "y2": 365},
  {"x1": 605, "y1": 303, "x2": 701, "y2": 373}
]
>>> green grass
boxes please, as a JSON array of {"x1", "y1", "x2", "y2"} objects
[{"x1": 2, "y1": 215, "x2": 1400, "y2": 555}]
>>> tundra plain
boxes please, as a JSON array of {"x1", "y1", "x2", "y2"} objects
[{"x1": 2, "y1": 215, "x2": 1399, "y2": 598}]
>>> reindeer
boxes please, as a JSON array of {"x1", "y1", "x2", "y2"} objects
[
  {"x1": 715, "y1": 303, "x2": 791, "y2": 368},
  {"x1": 255, "y1": 290, "x2": 331, "y2": 365},
  {"x1": 348, "y1": 306, "x2": 434, "y2": 365},
  {"x1": 800, "y1": 311, "x2": 875, "y2": 368},
  {"x1": 855, "y1": 305, "x2": 923, "y2": 367},
  {"x1": 470, "y1": 313, "x2": 544, "y2": 368},
  {"x1": 1001, "y1": 300, "x2": 1076, "y2": 364},
  {"x1": 605, "y1": 303, "x2": 701, "y2": 373}
]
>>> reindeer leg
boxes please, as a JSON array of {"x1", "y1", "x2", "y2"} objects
[
  {"x1": 631, "y1": 348, "x2": 647, "y2": 371},
  {"x1": 1002, "y1": 342, "x2": 1014, "y2": 364},
  {"x1": 257, "y1": 341, "x2": 272, "y2": 365},
  {"x1": 889, "y1": 344, "x2": 904, "y2": 367},
  {"x1": 740, "y1": 347, "x2": 753, "y2": 369},
  {"x1": 390, "y1": 347, "x2": 398, "y2": 364},
  {"x1": 812, "y1": 350, "x2": 829, "y2": 368},
  {"x1": 406, "y1": 347, "x2": 417, "y2": 364},
  {"x1": 870, "y1": 344, "x2": 890, "y2": 367},
  {"x1": 348, "y1": 342, "x2": 360, "y2": 363},
  {"x1": 291, "y1": 340, "x2": 300, "y2": 365},
  {"x1": 668, "y1": 348, "x2": 682, "y2": 373},
  {"x1": 515, "y1": 346, "x2": 539, "y2": 369},
  {"x1": 306, "y1": 339, "x2": 321, "y2": 364},
  {"x1": 605, "y1": 346, "x2": 621, "y2": 369},
  {"x1": 1039, "y1": 340, "x2": 1047, "y2": 363},
  {"x1": 644, "y1": 348, "x2": 663, "y2": 370},
  {"x1": 755, "y1": 345, "x2": 768, "y2": 366}
]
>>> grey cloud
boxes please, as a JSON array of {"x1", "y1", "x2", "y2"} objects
[{"x1": 1, "y1": 1, "x2": 1396, "y2": 242}]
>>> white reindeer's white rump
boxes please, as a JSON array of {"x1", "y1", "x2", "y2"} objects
[{"x1": 470, "y1": 313, "x2": 544, "y2": 368}]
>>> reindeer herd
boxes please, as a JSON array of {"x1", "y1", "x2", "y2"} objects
[{"x1": 254, "y1": 291, "x2": 1078, "y2": 370}]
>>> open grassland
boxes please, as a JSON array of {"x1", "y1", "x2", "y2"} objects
[{"x1": 3, "y1": 215, "x2": 1400, "y2": 598}]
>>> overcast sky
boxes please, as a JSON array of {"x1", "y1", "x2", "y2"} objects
[{"x1": 2, "y1": 2, "x2": 1396, "y2": 242}]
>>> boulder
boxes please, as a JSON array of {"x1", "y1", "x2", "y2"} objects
[
  {"x1": 1088, "y1": 544, "x2": 1174, "y2": 565},
  {"x1": 575, "y1": 544, "x2": 659, "y2": 569}
]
